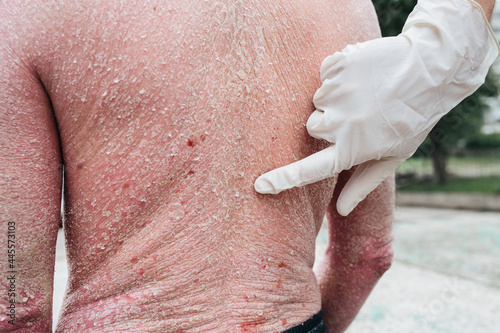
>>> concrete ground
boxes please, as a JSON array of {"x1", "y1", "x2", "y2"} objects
[
  {"x1": 52, "y1": 206, "x2": 500, "y2": 332},
  {"x1": 343, "y1": 207, "x2": 500, "y2": 333}
]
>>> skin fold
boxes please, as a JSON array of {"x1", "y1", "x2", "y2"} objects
[{"x1": 1, "y1": 0, "x2": 395, "y2": 332}]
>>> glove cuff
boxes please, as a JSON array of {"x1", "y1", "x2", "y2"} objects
[
  {"x1": 404, "y1": 0, "x2": 500, "y2": 71},
  {"x1": 457, "y1": 0, "x2": 500, "y2": 62}
]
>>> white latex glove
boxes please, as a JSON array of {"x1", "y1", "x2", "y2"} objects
[{"x1": 254, "y1": 0, "x2": 499, "y2": 216}]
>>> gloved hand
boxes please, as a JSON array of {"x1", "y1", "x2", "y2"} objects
[{"x1": 254, "y1": 0, "x2": 499, "y2": 216}]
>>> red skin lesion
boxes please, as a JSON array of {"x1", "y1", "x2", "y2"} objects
[
  {"x1": 239, "y1": 319, "x2": 267, "y2": 332},
  {"x1": 315, "y1": 168, "x2": 395, "y2": 332}
]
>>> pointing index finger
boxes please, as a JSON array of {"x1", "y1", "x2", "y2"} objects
[{"x1": 254, "y1": 146, "x2": 337, "y2": 194}]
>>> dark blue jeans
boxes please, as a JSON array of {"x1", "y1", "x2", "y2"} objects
[{"x1": 283, "y1": 311, "x2": 327, "y2": 333}]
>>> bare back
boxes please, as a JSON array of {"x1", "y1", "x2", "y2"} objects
[{"x1": 0, "y1": 0, "x2": 382, "y2": 331}]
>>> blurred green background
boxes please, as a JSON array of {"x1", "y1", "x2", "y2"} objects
[{"x1": 372, "y1": 0, "x2": 500, "y2": 198}]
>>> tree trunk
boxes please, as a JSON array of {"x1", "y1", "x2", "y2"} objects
[{"x1": 431, "y1": 139, "x2": 448, "y2": 184}]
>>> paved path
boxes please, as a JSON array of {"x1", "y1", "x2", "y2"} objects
[{"x1": 53, "y1": 207, "x2": 500, "y2": 332}]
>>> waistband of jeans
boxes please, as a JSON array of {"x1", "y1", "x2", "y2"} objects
[{"x1": 282, "y1": 310, "x2": 327, "y2": 333}]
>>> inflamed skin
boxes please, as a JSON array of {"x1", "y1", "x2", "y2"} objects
[{"x1": 0, "y1": 0, "x2": 393, "y2": 332}]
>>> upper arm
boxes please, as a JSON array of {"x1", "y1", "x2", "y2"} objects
[{"x1": 0, "y1": 15, "x2": 62, "y2": 330}]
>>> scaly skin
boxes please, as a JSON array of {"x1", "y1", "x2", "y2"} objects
[
  {"x1": 315, "y1": 170, "x2": 395, "y2": 332},
  {"x1": 0, "y1": 0, "x2": 391, "y2": 331}
]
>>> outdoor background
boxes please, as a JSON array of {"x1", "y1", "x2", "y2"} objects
[{"x1": 371, "y1": 0, "x2": 500, "y2": 204}]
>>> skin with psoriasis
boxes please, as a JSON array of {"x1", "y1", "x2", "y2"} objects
[{"x1": 0, "y1": 0, "x2": 393, "y2": 332}]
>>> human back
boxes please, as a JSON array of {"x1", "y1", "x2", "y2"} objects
[{"x1": 2, "y1": 0, "x2": 381, "y2": 331}]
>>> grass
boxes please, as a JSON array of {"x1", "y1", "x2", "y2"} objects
[
  {"x1": 397, "y1": 155, "x2": 500, "y2": 194},
  {"x1": 398, "y1": 175, "x2": 500, "y2": 194},
  {"x1": 397, "y1": 156, "x2": 500, "y2": 177}
]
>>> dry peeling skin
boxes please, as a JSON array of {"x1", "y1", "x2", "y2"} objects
[{"x1": 0, "y1": 0, "x2": 392, "y2": 332}]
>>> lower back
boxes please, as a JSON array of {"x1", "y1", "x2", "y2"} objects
[{"x1": 33, "y1": 0, "x2": 381, "y2": 331}]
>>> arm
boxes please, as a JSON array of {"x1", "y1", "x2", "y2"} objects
[
  {"x1": 0, "y1": 29, "x2": 62, "y2": 331},
  {"x1": 314, "y1": 170, "x2": 395, "y2": 332}
]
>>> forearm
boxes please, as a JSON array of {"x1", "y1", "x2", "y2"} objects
[
  {"x1": 0, "y1": 215, "x2": 60, "y2": 332},
  {"x1": 0, "y1": 136, "x2": 62, "y2": 331},
  {"x1": 0, "y1": 44, "x2": 62, "y2": 331},
  {"x1": 314, "y1": 170, "x2": 395, "y2": 332}
]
